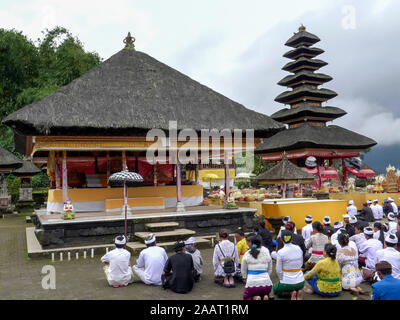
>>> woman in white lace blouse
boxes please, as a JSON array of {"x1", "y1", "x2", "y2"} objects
[{"x1": 241, "y1": 234, "x2": 273, "y2": 300}]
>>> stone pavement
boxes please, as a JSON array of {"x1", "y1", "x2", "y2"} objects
[{"x1": 0, "y1": 213, "x2": 372, "y2": 300}]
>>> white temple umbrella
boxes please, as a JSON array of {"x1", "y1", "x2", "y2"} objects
[{"x1": 108, "y1": 170, "x2": 144, "y2": 240}]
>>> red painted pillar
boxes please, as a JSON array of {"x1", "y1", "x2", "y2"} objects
[{"x1": 342, "y1": 158, "x2": 347, "y2": 182}]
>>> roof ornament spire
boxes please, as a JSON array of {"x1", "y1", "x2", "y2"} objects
[
  {"x1": 123, "y1": 32, "x2": 135, "y2": 50},
  {"x1": 299, "y1": 24, "x2": 306, "y2": 32}
]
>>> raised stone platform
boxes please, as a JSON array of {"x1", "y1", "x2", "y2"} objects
[{"x1": 31, "y1": 206, "x2": 257, "y2": 249}]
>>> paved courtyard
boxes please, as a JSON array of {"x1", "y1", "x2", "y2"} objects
[{"x1": 0, "y1": 213, "x2": 372, "y2": 300}]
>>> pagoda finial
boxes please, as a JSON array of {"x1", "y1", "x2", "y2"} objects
[
  {"x1": 123, "y1": 32, "x2": 135, "y2": 50},
  {"x1": 299, "y1": 24, "x2": 306, "y2": 32}
]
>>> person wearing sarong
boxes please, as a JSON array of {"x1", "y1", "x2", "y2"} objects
[
  {"x1": 273, "y1": 230, "x2": 305, "y2": 300},
  {"x1": 185, "y1": 237, "x2": 203, "y2": 282},
  {"x1": 132, "y1": 233, "x2": 168, "y2": 286},
  {"x1": 213, "y1": 228, "x2": 239, "y2": 288},
  {"x1": 358, "y1": 226, "x2": 383, "y2": 283},
  {"x1": 241, "y1": 235, "x2": 273, "y2": 300},
  {"x1": 305, "y1": 221, "x2": 329, "y2": 270},
  {"x1": 235, "y1": 228, "x2": 249, "y2": 266},
  {"x1": 304, "y1": 243, "x2": 342, "y2": 297},
  {"x1": 375, "y1": 234, "x2": 400, "y2": 279},
  {"x1": 336, "y1": 232, "x2": 364, "y2": 295},
  {"x1": 101, "y1": 235, "x2": 133, "y2": 288}
]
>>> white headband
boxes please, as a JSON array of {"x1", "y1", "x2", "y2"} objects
[
  {"x1": 334, "y1": 221, "x2": 344, "y2": 229},
  {"x1": 364, "y1": 227, "x2": 374, "y2": 235},
  {"x1": 385, "y1": 234, "x2": 398, "y2": 244},
  {"x1": 349, "y1": 216, "x2": 357, "y2": 224},
  {"x1": 388, "y1": 213, "x2": 396, "y2": 221},
  {"x1": 115, "y1": 235, "x2": 126, "y2": 245},
  {"x1": 145, "y1": 233, "x2": 156, "y2": 244}
]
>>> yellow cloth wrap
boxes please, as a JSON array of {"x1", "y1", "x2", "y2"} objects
[
  {"x1": 304, "y1": 257, "x2": 342, "y2": 293},
  {"x1": 236, "y1": 238, "x2": 249, "y2": 264}
]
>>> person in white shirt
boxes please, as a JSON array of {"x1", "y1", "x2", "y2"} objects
[
  {"x1": 101, "y1": 235, "x2": 133, "y2": 287},
  {"x1": 331, "y1": 221, "x2": 344, "y2": 243},
  {"x1": 373, "y1": 199, "x2": 383, "y2": 220},
  {"x1": 375, "y1": 234, "x2": 400, "y2": 279},
  {"x1": 388, "y1": 198, "x2": 398, "y2": 215},
  {"x1": 132, "y1": 233, "x2": 168, "y2": 285},
  {"x1": 277, "y1": 216, "x2": 297, "y2": 238},
  {"x1": 273, "y1": 230, "x2": 305, "y2": 300},
  {"x1": 387, "y1": 213, "x2": 398, "y2": 233},
  {"x1": 301, "y1": 215, "x2": 313, "y2": 246},
  {"x1": 185, "y1": 237, "x2": 203, "y2": 282},
  {"x1": 370, "y1": 201, "x2": 380, "y2": 221},
  {"x1": 349, "y1": 223, "x2": 367, "y2": 249},
  {"x1": 358, "y1": 227, "x2": 383, "y2": 283},
  {"x1": 347, "y1": 200, "x2": 358, "y2": 218}
]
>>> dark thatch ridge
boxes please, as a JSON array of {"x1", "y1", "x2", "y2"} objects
[
  {"x1": 283, "y1": 46, "x2": 324, "y2": 59},
  {"x1": 255, "y1": 123, "x2": 377, "y2": 153},
  {"x1": 275, "y1": 87, "x2": 338, "y2": 104},
  {"x1": 0, "y1": 147, "x2": 24, "y2": 169},
  {"x1": 282, "y1": 57, "x2": 327, "y2": 72},
  {"x1": 3, "y1": 49, "x2": 284, "y2": 138},
  {"x1": 271, "y1": 104, "x2": 347, "y2": 122},
  {"x1": 278, "y1": 70, "x2": 332, "y2": 87},
  {"x1": 256, "y1": 155, "x2": 315, "y2": 181},
  {"x1": 12, "y1": 160, "x2": 41, "y2": 176},
  {"x1": 285, "y1": 30, "x2": 320, "y2": 48}
]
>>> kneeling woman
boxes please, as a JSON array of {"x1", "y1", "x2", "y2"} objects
[
  {"x1": 241, "y1": 235, "x2": 273, "y2": 300},
  {"x1": 303, "y1": 243, "x2": 342, "y2": 297}
]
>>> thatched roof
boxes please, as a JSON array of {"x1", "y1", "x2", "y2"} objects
[
  {"x1": 271, "y1": 104, "x2": 347, "y2": 122},
  {"x1": 285, "y1": 27, "x2": 320, "y2": 48},
  {"x1": 0, "y1": 147, "x2": 24, "y2": 169},
  {"x1": 283, "y1": 46, "x2": 324, "y2": 59},
  {"x1": 275, "y1": 87, "x2": 337, "y2": 104},
  {"x1": 282, "y1": 57, "x2": 327, "y2": 72},
  {"x1": 256, "y1": 155, "x2": 315, "y2": 183},
  {"x1": 278, "y1": 70, "x2": 332, "y2": 87},
  {"x1": 3, "y1": 48, "x2": 284, "y2": 137},
  {"x1": 255, "y1": 123, "x2": 377, "y2": 153},
  {"x1": 12, "y1": 160, "x2": 41, "y2": 176}
]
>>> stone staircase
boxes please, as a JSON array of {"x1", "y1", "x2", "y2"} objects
[{"x1": 126, "y1": 222, "x2": 211, "y2": 254}]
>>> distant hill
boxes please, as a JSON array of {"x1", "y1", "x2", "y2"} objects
[{"x1": 363, "y1": 144, "x2": 400, "y2": 174}]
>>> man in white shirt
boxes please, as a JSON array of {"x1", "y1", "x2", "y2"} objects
[
  {"x1": 370, "y1": 200, "x2": 380, "y2": 221},
  {"x1": 388, "y1": 198, "x2": 398, "y2": 215},
  {"x1": 387, "y1": 213, "x2": 398, "y2": 233},
  {"x1": 101, "y1": 235, "x2": 133, "y2": 287},
  {"x1": 373, "y1": 199, "x2": 383, "y2": 220},
  {"x1": 301, "y1": 215, "x2": 313, "y2": 246},
  {"x1": 347, "y1": 200, "x2": 358, "y2": 218},
  {"x1": 273, "y1": 230, "x2": 305, "y2": 300},
  {"x1": 349, "y1": 223, "x2": 367, "y2": 249},
  {"x1": 132, "y1": 233, "x2": 168, "y2": 285},
  {"x1": 375, "y1": 234, "x2": 400, "y2": 279},
  {"x1": 358, "y1": 227, "x2": 383, "y2": 282}
]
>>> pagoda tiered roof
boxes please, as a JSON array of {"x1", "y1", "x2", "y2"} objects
[
  {"x1": 278, "y1": 70, "x2": 332, "y2": 87},
  {"x1": 283, "y1": 46, "x2": 324, "y2": 60},
  {"x1": 282, "y1": 57, "x2": 328, "y2": 73},
  {"x1": 274, "y1": 86, "x2": 337, "y2": 104},
  {"x1": 271, "y1": 104, "x2": 347, "y2": 123},
  {"x1": 284, "y1": 26, "x2": 320, "y2": 48}
]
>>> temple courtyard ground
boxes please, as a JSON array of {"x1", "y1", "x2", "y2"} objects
[{"x1": 0, "y1": 213, "x2": 372, "y2": 300}]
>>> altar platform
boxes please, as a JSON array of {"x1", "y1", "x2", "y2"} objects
[{"x1": 32, "y1": 205, "x2": 257, "y2": 249}]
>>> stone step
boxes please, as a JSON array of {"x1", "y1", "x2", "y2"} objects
[
  {"x1": 126, "y1": 237, "x2": 211, "y2": 254},
  {"x1": 134, "y1": 229, "x2": 196, "y2": 243},
  {"x1": 145, "y1": 222, "x2": 179, "y2": 232}
]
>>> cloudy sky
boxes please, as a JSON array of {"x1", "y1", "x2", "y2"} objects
[{"x1": 1, "y1": 0, "x2": 399, "y2": 168}]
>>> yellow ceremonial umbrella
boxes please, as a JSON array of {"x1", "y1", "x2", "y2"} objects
[{"x1": 203, "y1": 173, "x2": 219, "y2": 191}]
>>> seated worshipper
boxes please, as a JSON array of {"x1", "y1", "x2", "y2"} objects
[
  {"x1": 336, "y1": 232, "x2": 365, "y2": 295},
  {"x1": 375, "y1": 234, "x2": 400, "y2": 279},
  {"x1": 388, "y1": 197, "x2": 399, "y2": 215},
  {"x1": 373, "y1": 222, "x2": 387, "y2": 247},
  {"x1": 276, "y1": 222, "x2": 306, "y2": 263},
  {"x1": 347, "y1": 200, "x2": 358, "y2": 218},
  {"x1": 213, "y1": 228, "x2": 240, "y2": 288},
  {"x1": 350, "y1": 224, "x2": 367, "y2": 250},
  {"x1": 371, "y1": 261, "x2": 400, "y2": 300},
  {"x1": 343, "y1": 214, "x2": 355, "y2": 237},
  {"x1": 332, "y1": 228, "x2": 358, "y2": 253},
  {"x1": 241, "y1": 235, "x2": 273, "y2": 300},
  {"x1": 358, "y1": 202, "x2": 375, "y2": 222},
  {"x1": 358, "y1": 226, "x2": 383, "y2": 283},
  {"x1": 274, "y1": 230, "x2": 305, "y2": 300},
  {"x1": 277, "y1": 216, "x2": 297, "y2": 239},
  {"x1": 305, "y1": 221, "x2": 329, "y2": 270},
  {"x1": 372, "y1": 199, "x2": 383, "y2": 221},
  {"x1": 383, "y1": 200, "x2": 392, "y2": 218},
  {"x1": 302, "y1": 215, "x2": 313, "y2": 244},
  {"x1": 256, "y1": 221, "x2": 274, "y2": 253},
  {"x1": 162, "y1": 241, "x2": 195, "y2": 294},
  {"x1": 185, "y1": 237, "x2": 203, "y2": 282},
  {"x1": 101, "y1": 235, "x2": 133, "y2": 288},
  {"x1": 322, "y1": 216, "x2": 335, "y2": 238},
  {"x1": 387, "y1": 213, "x2": 398, "y2": 233},
  {"x1": 331, "y1": 221, "x2": 344, "y2": 243},
  {"x1": 304, "y1": 243, "x2": 342, "y2": 297},
  {"x1": 132, "y1": 233, "x2": 168, "y2": 286}
]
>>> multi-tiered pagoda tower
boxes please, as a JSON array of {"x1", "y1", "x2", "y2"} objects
[{"x1": 256, "y1": 26, "x2": 377, "y2": 188}]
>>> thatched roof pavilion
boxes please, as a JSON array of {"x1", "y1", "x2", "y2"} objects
[
  {"x1": 12, "y1": 160, "x2": 41, "y2": 178},
  {"x1": 0, "y1": 147, "x2": 23, "y2": 173}
]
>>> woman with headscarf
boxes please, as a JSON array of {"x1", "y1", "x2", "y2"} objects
[
  {"x1": 241, "y1": 235, "x2": 273, "y2": 300},
  {"x1": 303, "y1": 243, "x2": 342, "y2": 297},
  {"x1": 273, "y1": 230, "x2": 305, "y2": 300},
  {"x1": 305, "y1": 221, "x2": 329, "y2": 270},
  {"x1": 336, "y1": 232, "x2": 365, "y2": 295}
]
